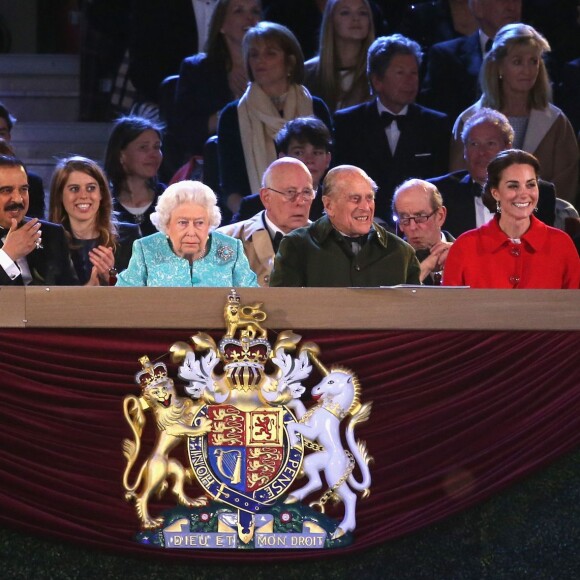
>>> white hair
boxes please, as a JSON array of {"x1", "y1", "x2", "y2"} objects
[{"x1": 150, "y1": 180, "x2": 222, "y2": 234}]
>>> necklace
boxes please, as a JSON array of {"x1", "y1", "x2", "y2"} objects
[{"x1": 188, "y1": 245, "x2": 207, "y2": 264}]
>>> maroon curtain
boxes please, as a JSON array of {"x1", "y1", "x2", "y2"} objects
[{"x1": 0, "y1": 329, "x2": 578, "y2": 562}]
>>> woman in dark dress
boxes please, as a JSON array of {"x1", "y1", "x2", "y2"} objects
[
  {"x1": 173, "y1": 0, "x2": 262, "y2": 159},
  {"x1": 104, "y1": 116, "x2": 165, "y2": 236},
  {"x1": 49, "y1": 156, "x2": 141, "y2": 285}
]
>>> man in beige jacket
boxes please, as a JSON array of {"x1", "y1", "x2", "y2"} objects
[{"x1": 217, "y1": 157, "x2": 314, "y2": 286}]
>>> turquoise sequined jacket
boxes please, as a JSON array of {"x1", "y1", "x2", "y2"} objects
[{"x1": 116, "y1": 231, "x2": 258, "y2": 287}]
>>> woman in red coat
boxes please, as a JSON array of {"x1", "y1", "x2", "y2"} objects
[{"x1": 443, "y1": 149, "x2": 580, "y2": 289}]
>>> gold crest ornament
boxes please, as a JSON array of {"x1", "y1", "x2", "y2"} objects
[
  {"x1": 122, "y1": 290, "x2": 373, "y2": 549},
  {"x1": 122, "y1": 356, "x2": 212, "y2": 529}
]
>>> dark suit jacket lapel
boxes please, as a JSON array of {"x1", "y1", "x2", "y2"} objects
[
  {"x1": 459, "y1": 174, "x2": 478, "y2": 232},
  {"x1": 460, "y1": 32, "x2": 483, "y2": 77},
  {"x1": 393, "y1": 103, "x2": 419, "y2": 161}
]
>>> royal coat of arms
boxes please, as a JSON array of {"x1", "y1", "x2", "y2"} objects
[{"x1": 122, "y1": 290, "x2": 373, "y2": 549}]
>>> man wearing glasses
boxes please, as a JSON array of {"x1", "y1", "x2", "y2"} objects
[
  {"x1": 392, "y1": 179, "x2": 454, "y2": 285},
  {"x1": 269, "y1": 165, "x2": 420, "y2": 287},
  {"x1": 217, "y1": 157, "x2": 314, "y2": 286}
]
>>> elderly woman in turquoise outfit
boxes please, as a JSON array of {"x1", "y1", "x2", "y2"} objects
[{"x1": 116, "y1": 180, "x2": 258, "y2": 287}]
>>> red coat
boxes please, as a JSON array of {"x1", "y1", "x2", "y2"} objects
[{"x1": 443, "y1": 215, "x2": 580, "y2": 289}]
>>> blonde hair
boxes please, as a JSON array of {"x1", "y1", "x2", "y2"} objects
[
  {"x1": 313, "y1": 0, "x2": 375, "y2": 111},
  {"x1": 481, "y1": 23, "x2": 552, "y2": 111}
]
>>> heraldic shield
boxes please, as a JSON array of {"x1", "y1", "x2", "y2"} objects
[{"x1": 121, "y1": 290, "x2": 373, "y2": 550}]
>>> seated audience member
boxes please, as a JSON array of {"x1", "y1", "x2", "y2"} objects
[
  {"x1": 173, "y1": 0, "x2": 262, "y2": 160},
  {"x1": 333, "y1": 34, "x2": 451, "y2": 224},
  {"x1": 443, "y1": 149, "x2": 580, "y2": 288},
  {"x1": 555, "y1": 57, "x2": 580, "y2": 136},
  {"x1": 116, "y1": 180, "x2": 258, "y2": 287},
  {"x1": 263, "y1": 0, "x2": 386, "y2": 61},
  {"x1": 104, "y1": 116, "x2": 166, "y2": 237},
  {"x1": 127, "y1": 0, "x2": 218, "y2": 108},
  {"x1": 429, "y1": 108, "x2": 556, "y2": 238},
  {"x1": 392, "y1": 179, "x2": 454, "y2": 285},
  {"x1": 48, "y1": 156, "x2": 141, "y2": 285},
  {"x1": 233, "y1": 116, "x2": 332, "y2": 222},
  {"x1": 0, "y1": 103, "x2": 46, "y2": 219},
  {"x1": 218, "y1": 157, "x2": 313, "y2": 286},
  {"x1": 399, "y1": 0, "x2": 478, "y2": 54},
  {"x1": 269, "y1": 164, "x2": 420, "y2": 287},
  {"x1": 303, "y1": 0, "x2": 375, "y2": 113},
  {"x1": 0, "y1": 156, "x2": 78, "y2": 286},
  {"x1": 450, "y1": 23, "x2": 579, "y2": 205},
  {"x1": 420, "y1": 0, "x2": 521, "y2": 120},
  {"x1": 217, "y1": 21, "x2": 332, "y2": 214}
]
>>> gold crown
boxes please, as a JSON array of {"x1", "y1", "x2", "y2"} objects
[
  {"x1": 227, "y1": 288, "x2": 241, "y2": 306},
  {"x1": 135, "y1": 356, "x2": 168, "y2": 389}
]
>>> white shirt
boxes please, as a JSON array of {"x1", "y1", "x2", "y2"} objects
[
  {"x1": 192, "y1": 0, "x2": 219, "y2": 53},
  {"x1": 479, "y1": 30, "x2": 493, "y2": 55},
  {"x1": 474, "y1": 194, "x2": 495, "y2": 228},
  {"x1": 0, "y1": 236, "x2": 33, "y2": 284},
  {"x1": 263, "y1": 212, "x2": 285, "y2": 237},
  {"x1": 377, "y1": 100, "x2": 409, "y2": 155}
]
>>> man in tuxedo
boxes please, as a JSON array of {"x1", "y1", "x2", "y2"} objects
[
  {"x1": 269, "y1": 165, "x2": 420, "y2": 287},
  {"x1": 333, "y1": 34, "x2": 451, "y2": 224},
  {"x1": 428, "y1": 108, "x2": 556, "y2": 239},
  {"x1": 421, "y1": 0, "x2": 522, "y2": 120},
  {"x1": 0, "y1": 156, "x2": 78, "y2": 286},
  {"x1": 128, "y1": 0, "x2": 217, "y2": 105},
  {"x1": 232, "y1": 117, "x2": 332, "y2": 224},
  {"x1": 217, "y1": 157, "x2": 314, "y2": 287},
  {"x1": 392, "y1": 179, "x2": 454, "y2": 285}
]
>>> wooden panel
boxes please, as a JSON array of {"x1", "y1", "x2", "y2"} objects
[
  {"x1": 22, "y1": 287, "x2": 580, "y2": 330},
  {"x1": 0, "y1": 287, "x2": 26, "y2": 327}
]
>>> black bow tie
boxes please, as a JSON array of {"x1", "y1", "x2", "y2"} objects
[
  {"x1": 272, "y1": 231, "x2": 284, "y2": 253},
  {"x1": 485, "y1": 38, "x2": 493, "y2": 53},
  {"x1": 343, "y1": 233, "x2": 368, "y2": 246},
  {"x1": 381, "y1": 112, "x2": 408, "y2": 129}
]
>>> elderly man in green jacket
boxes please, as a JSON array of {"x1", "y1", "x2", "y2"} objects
[{"x1": 269, "y1": 165, "x2": 421, "y2": 287}]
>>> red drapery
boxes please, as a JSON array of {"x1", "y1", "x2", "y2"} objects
[{"x1": 0, "y1": 328, "x2": 578, "y2": 562}]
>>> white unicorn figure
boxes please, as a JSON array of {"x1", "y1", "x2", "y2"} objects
[{"x1": 285, "y1": 346, "x2": 372, "y2": 540}]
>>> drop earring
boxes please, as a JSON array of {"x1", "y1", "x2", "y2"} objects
[{"x1": 496, "y1": 200, "x2": 501, "y2": 213}]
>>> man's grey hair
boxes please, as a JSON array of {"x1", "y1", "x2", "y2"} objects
[
  {"x1": 461, "y1": 107, "x2": 514, "y2": 146},
  {"x1": 322, "y1": 165, "x2": 377, "y2": 198},
  {"x1": 392, "y1": 178, "x2": 443, "y2": 214}
]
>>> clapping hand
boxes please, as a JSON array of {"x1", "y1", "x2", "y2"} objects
[
  {"x1": 86, "y1": 245, "x2": 115, "y2": 286},
  {"x1": 2, "y1": 218, "x2": 42, "y2": 261}
]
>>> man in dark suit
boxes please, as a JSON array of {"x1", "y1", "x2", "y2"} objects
[
  {"x1": 420, "y1": 0, "x2": 522, "y2": 120},
  {"x1": 0, "y1": 156, "x2": 78, "y2": 286},
  {"x1": 333, "y1": 34, "x2": 451, "y2": 225},
  {"x1": 428, "y1": 108, "x2": 556, "y2": 239},
  {"x1": 555, "y1": 57, "x2": 580, "y2": 137},
  {"x1": 392, "y1": 178, "x2": 454, "y2": 285},
  {"x1": 128, "y1": 0, "x2": 217, "y2": 105},
  {"x1": 232, "y1": 117, "x2": 332, "y2": 224}
]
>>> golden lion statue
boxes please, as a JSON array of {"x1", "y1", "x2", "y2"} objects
[
  {"x1": 122, "y1": 362, "x2": 212, "y2": 530},
  {"x1": 224, "y1": 300, "x2": 267, "y2": 340}
]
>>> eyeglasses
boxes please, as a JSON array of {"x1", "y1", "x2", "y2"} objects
[
  {"x1": 266, "y1": 187, "x2": 315, "y2": 203},
  {"x1": 396, "y1": 209, "x2": 439, "y2": 227}
]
